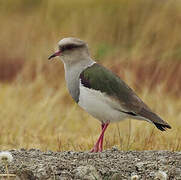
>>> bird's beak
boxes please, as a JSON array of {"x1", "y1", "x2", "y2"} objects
[{"x1": 48, "y1": 50, "x2": 61, "y2": 60}]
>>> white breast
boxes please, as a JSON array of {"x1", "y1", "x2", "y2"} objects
[{"x1": 78, "y1": 83, "x2": 129, "y2": 123}]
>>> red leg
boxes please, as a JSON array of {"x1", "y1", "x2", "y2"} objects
[
  {"x1": 99, "y1": 123, "x2": 105, "y2": 152},
  {"x1": 91, "y1": 122, "x2": 109, "y2": 153}
]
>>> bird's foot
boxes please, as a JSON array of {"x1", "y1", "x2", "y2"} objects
[{"x1": 90, "y1": 146, "x2": 99, "y2": 153}]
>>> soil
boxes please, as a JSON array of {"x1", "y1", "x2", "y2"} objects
[{"x1": 0, "y1": 148, "x2": 180, "y2": 180}]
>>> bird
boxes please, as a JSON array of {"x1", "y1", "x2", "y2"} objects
[{"x1": 48, "y1": 37, "x2": 171, "y2": 152}]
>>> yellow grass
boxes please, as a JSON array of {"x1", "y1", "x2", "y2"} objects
[{"x1": 0, "y1": 0, "x2": 180, "y2": 151}]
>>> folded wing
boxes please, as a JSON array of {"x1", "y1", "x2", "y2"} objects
[{"x1": 80, "y1": 63, "x2": 171, "y2": 131}]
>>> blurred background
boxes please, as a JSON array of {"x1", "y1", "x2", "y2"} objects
[{"x1": 0, "y1": 0, "x2": 180, "y2": 151}]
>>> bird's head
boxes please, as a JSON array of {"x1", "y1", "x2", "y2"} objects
[{"x1": 48, "y1": 37, "x2": 90, "y2": 64}]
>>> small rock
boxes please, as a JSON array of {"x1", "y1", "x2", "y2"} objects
[
  {"x1": 149, "y1": 171, "x2": 155, "y2": 178},
  {"x1": 112, "y1": 146, "x2": 119, "y2": 151},
  {"x1": 74, "y1": 165, "x2": 102, "y2": 180},
  {"x1": 131, "y1": 174, "x2": 139, "y2": 180},
  {"x1": 155, "y1": 170, "x2": 167, "y2": 180},
  {"x1": 111, "y1": 173, "x2": 122, "y2": 180},
  {"x1": 16, "y1": 170, "x2": 36, "y2": 180},
  {"x1": 19, "y1": 148, "x2": 26, "y2": 151},
  {"x1": 135, "y1": 162, "x2": 144, "y2": 171}
]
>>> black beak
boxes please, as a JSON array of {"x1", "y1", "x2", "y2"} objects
[
  {"x1": 48, "y1": 50, "x2": 61, "y2": 60},
  {"x1": 48, "y1": 54, "x2": 56, "y2": 60}
]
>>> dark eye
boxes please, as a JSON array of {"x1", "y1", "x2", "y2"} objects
[
  {"x1": 60, "y1": 46, "x2": 65, "y2": 52},
  {"x1": 61, "y1": 44, "x2": 76, "y2": 52},
  {"x1": 66, "y1": 45, "x2": 74, "y2": 50}
]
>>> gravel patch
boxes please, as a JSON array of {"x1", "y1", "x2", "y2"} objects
[{"x1": 0, "y1": 148, "x2": 180, "y2": 179}]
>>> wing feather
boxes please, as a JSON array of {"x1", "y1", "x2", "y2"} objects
[{"x1": 80, "y1": 63, "x2": 171, "y2": 130}]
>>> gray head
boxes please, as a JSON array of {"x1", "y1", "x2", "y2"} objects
[{"x1": 48, "y1": 37, "x2": 90, "y2": 64}]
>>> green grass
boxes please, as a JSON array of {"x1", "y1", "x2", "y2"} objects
[{"x1": 0, "y1": 0, "x2": 180, "y2": 151}]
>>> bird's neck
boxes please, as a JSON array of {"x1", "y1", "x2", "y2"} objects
[{"x1": 63, "y1": 58, "x2": 95, "y2": 103}]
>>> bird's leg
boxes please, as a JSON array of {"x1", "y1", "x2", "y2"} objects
[
  {"x1": 99, "y1": 123, "x2": 105, "y2": 152},
  {"x1": 91, "y1": 122, "x2": 109, "y2": 153}
]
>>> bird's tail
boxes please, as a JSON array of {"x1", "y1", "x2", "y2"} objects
[{"x1": 138, "y1": 107, "x2": 171, "y2": 131}]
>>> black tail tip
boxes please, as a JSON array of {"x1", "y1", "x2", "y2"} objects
[{"x1": 154, "y1": 123, "x2": 171, "y2": 131}]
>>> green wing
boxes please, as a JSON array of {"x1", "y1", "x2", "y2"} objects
[{"x1": 80, "y1": 63, "x2": 143, "y2": 112}]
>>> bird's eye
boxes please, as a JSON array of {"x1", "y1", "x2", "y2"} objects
[
  {"x1": 60, "y1": 44, "x2": 77, "y2": 52},
  {"x1": 65, "y1": 45, "x2": 74, "y2": 50},
  {"x1": 60, "y1": 46, "x2": 65, "y2": 52}
]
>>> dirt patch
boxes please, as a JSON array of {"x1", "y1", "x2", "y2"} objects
[{"x1": 0, "y1": 148, "x2": 180, "y2": 179}]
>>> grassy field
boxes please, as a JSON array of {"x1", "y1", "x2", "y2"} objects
[{"x1": 0, "y1": 0, "x2": 180, "y2": 151}]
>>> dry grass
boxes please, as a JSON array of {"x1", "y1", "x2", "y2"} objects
[{"x1": 0, "y1": 0, "x2": 180, "y2": 151}]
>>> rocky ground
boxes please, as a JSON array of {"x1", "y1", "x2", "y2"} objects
[{"x1": 0, "y1": 148, "x2": 180, "y2": 180}]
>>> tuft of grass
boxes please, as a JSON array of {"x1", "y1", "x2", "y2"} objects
[{"x1": 0, "y1": 0, "x2": 180, "y2": 151}]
